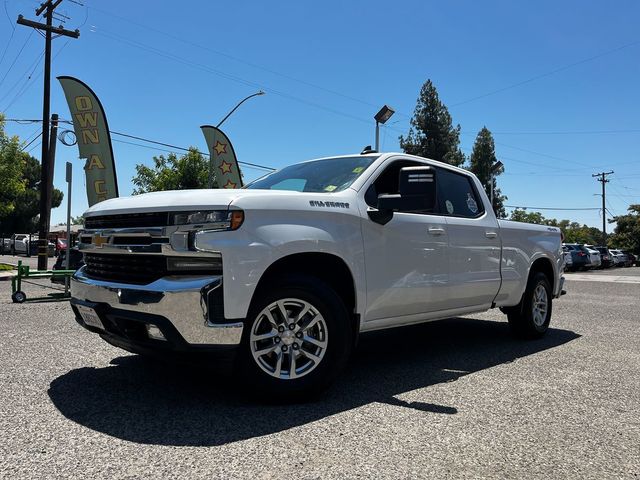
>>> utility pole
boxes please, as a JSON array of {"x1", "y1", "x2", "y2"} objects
[
  {"x1": 17, "y1": 1, "x2": 79, "y2": 270},
  {"x1": 592, "y1": 171, "x2": 614, "y2": 247}
]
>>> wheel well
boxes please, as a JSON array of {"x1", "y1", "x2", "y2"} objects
[
  {"x1": 530, "y1": 257, "x2": 555, "y2": 291},
  {"x1": 253, "y1": 252, "x2": 358, "y2": 331}
]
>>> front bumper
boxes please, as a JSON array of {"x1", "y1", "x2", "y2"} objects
[{"x1": 70, "y1": 267, "x2": 244, "y2": 349}]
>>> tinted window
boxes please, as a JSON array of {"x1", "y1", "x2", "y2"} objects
[
  {"x1": 436, "y1": 168, "x2": 484, "y2": 218},
  {"x1": 364, "y1": 160, "x2": 424, "y2": 208}
]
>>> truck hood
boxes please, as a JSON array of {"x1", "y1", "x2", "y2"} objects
[{"x1": 83, "y1": 189, "x2": 326, "y2": 217}]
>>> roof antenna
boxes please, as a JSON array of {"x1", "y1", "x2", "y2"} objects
[{"x1": 361, "y1": 145, "x2": 377, "y2": 154}]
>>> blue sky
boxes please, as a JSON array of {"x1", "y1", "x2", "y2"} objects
[{"x1": 2, "y1": 0, "x2": 639, "y2": 227}]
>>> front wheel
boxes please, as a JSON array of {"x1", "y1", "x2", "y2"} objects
[
  {"x1": 506, "y1": 272, "x2": 552, "y2": 339},
  {"x1": 237, "y1": 275, "x2": 352, "y2": 401}
]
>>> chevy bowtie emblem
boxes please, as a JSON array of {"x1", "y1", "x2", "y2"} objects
[{"x1": 92, "y1": 234, "x2": 109, "y2": 247}]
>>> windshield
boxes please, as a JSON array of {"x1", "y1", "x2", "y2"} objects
[{"x1": 246, "y1": 156, "x2": 378, "y2": 193}]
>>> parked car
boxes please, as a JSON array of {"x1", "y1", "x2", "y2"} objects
[
  {"x1": 51, "y1": 247, "x2": 85, "y2": 284},
  {"x1": 27, "y1": 239, "x2": 55, "y2": 257},
  {"x1": 54, "y1": 238, "x2": 67, "y2": 256},
  {"x1": 562, "y1": 246, "x2": 573, "y2": 271},
  {"x1": 610, "y1": 249, "x2": 629, "y2": 267},
  {"x1": 12, "y1": 234, "x2": 32, "y2": 254},
  {"x1": 584, "y1": 246, "x2": 601, "y2": 269},
  {"x1": 594, "y1": 247, "x2": 614, "y2": 268},
  {"x1": 1, "y1": 237, "x2": 11, "y2": 253},
  {"x1": 562, "y1": 243, "x2": 591, "y2": 271},
  {"x1": 621, "y1": 250, "x2": 637, "y2": 267}
]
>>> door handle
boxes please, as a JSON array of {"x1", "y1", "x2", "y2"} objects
[
  {"x1": 485, "y1": 231, "x2": 498, "y2": 239},
  {"x1": 428, "y1": 227, "x2": 446, "y2": 235}
]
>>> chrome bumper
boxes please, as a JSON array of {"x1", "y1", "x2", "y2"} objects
[{"x1": 71, "y1": 267, "x2": 243, "y2": 345}]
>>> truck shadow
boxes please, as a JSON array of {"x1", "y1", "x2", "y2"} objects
[{"x1": 48, "y1": 318, "x2": 579, "y2": 446}]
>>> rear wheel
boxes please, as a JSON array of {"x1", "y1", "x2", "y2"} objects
[
  {"x1": 506, "y1": 272, "x2": 552, "y2": 339},
  {"x1": 237, "y1": 275, "x2": 352, "y2": 401}
]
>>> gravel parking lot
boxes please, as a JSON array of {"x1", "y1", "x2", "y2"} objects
[{"x1": 0, "y1": 271, "x2": 638, "y2": 479}]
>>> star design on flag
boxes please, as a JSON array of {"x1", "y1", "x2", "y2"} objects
[
  {"x1": 223, "y1": 179, "x2": 237, "y2": 189},
  {"x1": 214, "y1": 141, "x2": 227, "y2": 155},
  {"x1": 219, "y1": 160, "x2": 233, "y2": 174}
]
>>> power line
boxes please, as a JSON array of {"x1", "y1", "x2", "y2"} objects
[
  {"x1": 592, "y1": 171, "x2": 614, "y2": 246},
  {"x1": 87, "y1": 5, "x2": 414, "y2": 120},
  {"x1": 0, "y1": 3, "x2": 17, "y2": 66},
  {"x1": 470, "y1": 128, "x2": 640, "y2": 136},
  {"x1": 0, "y1": 48, "x2": 44, "y2": 105},
  {"x1": 3, "y1": 39, "x2": 70, "y2": 112},
  {"x1": 21, "y1": 129, "x2": 42, "y2": 151},
  {"x1": 92, "y1": 28, "x2": 380, "y2": 129},
  {"x1": 505, "y1": 205, "x2": 600, "y2": 211},
  {"x1": 108, "y1": 130, "x2": 275, "y2": 171},
  {"x1": 5, "y1": 117, "x2": 277, "y2": 171},
  {"x1": 0, "y1": 28, "x2": 34, "y2": 89},
  {"x1": 451, "y1": 39, "x2": 640, "y2": 108}
]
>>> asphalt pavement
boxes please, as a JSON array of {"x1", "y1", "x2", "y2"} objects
[{"x1": 0, "y1": 270, "x2": 638, "y2": 479}]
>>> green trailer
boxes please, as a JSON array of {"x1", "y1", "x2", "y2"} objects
[{"x1": 10, "y1": 261, "x2": 76, "y2": 303}]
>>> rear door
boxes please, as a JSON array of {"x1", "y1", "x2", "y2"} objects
[{"x1": 436, "y1": 167, "x2": 502, "y2": 309}]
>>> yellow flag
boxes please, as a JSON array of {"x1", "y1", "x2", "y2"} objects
[
  {"x1": 201, "y1": 125, "x2": 242, "y2": 189},
  {"x1": 58, "y1": 76, "x2": 118, "y2": 206}
]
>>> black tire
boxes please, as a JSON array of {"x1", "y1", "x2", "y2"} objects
[
  {"x1": 506, "y1": 272, "x2": 552, "y2": 339},
  {"x1": 237, "y1": 274, "x2": 352, "y2": 402},
  {"x1": 12, "y1": 291, "x2": 27, "y2": 303}
]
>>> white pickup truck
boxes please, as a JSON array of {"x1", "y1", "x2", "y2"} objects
[{"x1": 71, "y1": 152, "x2": 565, "y2": 398}]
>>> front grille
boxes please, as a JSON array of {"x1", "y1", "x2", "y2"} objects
[
  {"x1": 84, "y1": 253, "x2": 167, "y2": 284},
  {"x1": 83, "y1": 253, "x2": 222, "y2": 285},
  {"x1": 85, "y1": 212, "x2": 170, "y2": 229}
]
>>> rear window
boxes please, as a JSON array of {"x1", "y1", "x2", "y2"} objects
[{"x1": 436, "y1": 168, "x2": 484, "y2": 218}]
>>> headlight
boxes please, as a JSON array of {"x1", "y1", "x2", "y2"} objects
[{"x1": 171, "y1": 210, "x2": 244, "y2": 231}]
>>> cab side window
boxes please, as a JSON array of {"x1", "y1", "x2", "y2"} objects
[
  {"x1": 436, "y1": 168, "x2": 484, "y2": 218},
  {"x1": 364, "y1": 160, "x2": 423, "y2": 209}
]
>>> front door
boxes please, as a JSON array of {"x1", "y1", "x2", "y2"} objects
[{"x1": 359, "y1": 158, "x2": 451, "y2": 324}]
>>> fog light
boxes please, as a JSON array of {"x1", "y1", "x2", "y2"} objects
[{"x1": 146, "y1": 324, "x2": 166, "y2": 341}]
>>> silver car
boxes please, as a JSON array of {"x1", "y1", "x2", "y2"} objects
[{"x1": 584, "y1": 246, "x2": 602, "y2": 269}]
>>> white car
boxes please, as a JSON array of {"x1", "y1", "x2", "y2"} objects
[
  {"x1": 12, "y1": 234, "x2": 33, "y2": 254},
  {"x1": 562, "y1": 247, "x2": 573, "y2": 271},
  {"x1": 584, "y1": 246, "x2": 601, "y2": 269},
  {"x1": 70, "y1": 152, "x2": 565, "y2": 398},
  {"x1": 610, "y1": 249, "x2": 628, "y2": 267}
]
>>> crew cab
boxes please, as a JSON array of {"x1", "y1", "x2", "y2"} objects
[{"x1": 70, "y1": 152, "x2": 565, "y2": 398}]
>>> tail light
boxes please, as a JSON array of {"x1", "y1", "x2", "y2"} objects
[{"x1": 577, "y1": 252, "x2": 586, "y2": 257}]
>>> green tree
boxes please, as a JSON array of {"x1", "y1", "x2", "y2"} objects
[
  {"x1": 609, "y1": 204, "x2": 640, "y2": 252},
  {"x1": 469, "y1": 126, "x2": 506, "y2": 217},
  {"x1": 508, "y1": 209, "x2": 605, "y2": 244},
  {"x1": 1, "y1": 155, "x2": 64, "y2": 234},
  {"x1": 509, "y1": 209, "x2": 547, "y2": 225},
  {"x1": 71, "y1": 215, "x2": 85, "y2": 225},
  {"x1": 399, "y1": 79, "x2": 465, "y2": 166},
  {"x1": 0, "y1": 118, "x2": 63, "y2": 235},
  {"x1": 0, "y1": 114, "x2": 27, "y2": 218},
  {"x1": 132, "y1": 148, "x2": 214, "y2": 194}
]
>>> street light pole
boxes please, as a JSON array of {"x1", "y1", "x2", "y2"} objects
[
  {"x1": 374, "y1": 105, "x2": 395, "y2": 152},
  {"x1": 207, "y1": 91, "x2": 265, "y2": 188},
  {"x1": 216, "y1": 91, "x2": 265, "y2": 128}
]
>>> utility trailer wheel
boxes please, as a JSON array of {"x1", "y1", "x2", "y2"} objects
[
  {"x1": 506, "y1": 272, "x2": 552, "y2": 339},
  {"x1": 12, "y1": 291, "x2": 27, "y2": 303}
]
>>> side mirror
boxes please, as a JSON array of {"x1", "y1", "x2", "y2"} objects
[{"x1": 368, "y1": 166, "x2": 437, "y2": 225}]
